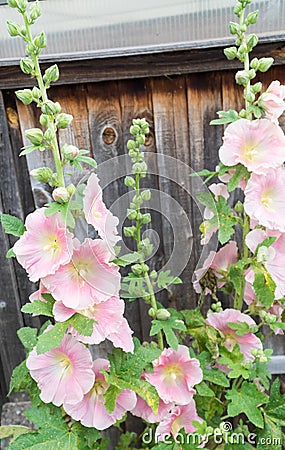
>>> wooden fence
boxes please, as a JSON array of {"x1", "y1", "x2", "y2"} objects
[{"x1": 1, "y1": 47, "x2": 285, "y2": 408}]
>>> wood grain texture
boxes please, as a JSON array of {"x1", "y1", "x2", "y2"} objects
[{"x1": 1, "y1": 41, "x2": 285, "y2": 89}]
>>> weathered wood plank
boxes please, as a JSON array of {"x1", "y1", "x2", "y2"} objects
[{"x1": 1, "y1": 41, "x2": 285, "y2": 89}]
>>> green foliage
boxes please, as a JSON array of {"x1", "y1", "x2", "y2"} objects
[
  {"x1": 115, "y1": 432, "x2": 138, "y2": 450},
  {"x1": 21, "y1": 300, "x2": 54, "y2": 317},
  {"x1": 226, "y1": 382, "x2": 268, "y2": 428},
  {"x1": 252, "y1": 263, "x2": 276, "y2": 308},
  {"x1": 150, "y1": 312, "x2": 186, "y2": 350},
  {"x1": 6, "y1": 247, "x2": 16, "y2": 258},
  {"x1": 215, "y1": 196, "x2": 239, "y2": 245},
  {"x1": 219, "y1": 345, "x2": 250, "y2": 379},
  {"x1": 0, "y1": 213, "x2": 26, "y2": 237},
  {"x1": 113, "y1": 252, "x2": 141, "y2": 267},
  {"x1": 103, "y1": 339, "x2": 161, "y2": 414},
  {"x1": 44, "y1": 202, "x2": 75, "y2": 228},
  {"x1": 157, "y1": 270, "x2": 182, "y2": 289},
  {"x1": 17, "y1": 327, "x2": 38, "y2": 351},
  {"x1": 8, "y1": 360, "x2": 31, "y2": 396},
  {"x1": 180, "y1": 308, "x2": 205, "y2": 329},
  {"x1": 36, "y1": 322, "x2": 67, "y2": 354},
  {"x1": 195, "y1": 381, "x2": 215, "y2": 397},
  {"x1": 227, "y1": 164, "x2": 249, "y2": 192},
  {"x1": 0, "y1": 425, "x2": 30, "y2": 442},
  {"x1": 210, "y1": 109, "x2": 239, "y2": 125},
  {"x1": 202, "y1": 367, "x2": 230, "y2": 387}
]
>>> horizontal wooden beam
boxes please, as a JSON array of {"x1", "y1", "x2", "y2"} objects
[{"x1": 1, "y1": 40, "x2": 285, "y2": 90}]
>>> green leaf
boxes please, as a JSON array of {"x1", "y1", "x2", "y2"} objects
[
  {"x1": 210, "y1": 109, "x2": 239, "y2": 125},
  {"x1": 44, "y1": 202, "x2": 62, "y2": 216},
  {"x1": 0, "y1": 213, "x2": 26, "y2": 237},
  {"x1": 76, "y1": 155, "x2": 97, "y2": 168},
  {"x1": 227, "y1": 321, "x2": 251, "y2": 336},
  {"x1": 257, "y1": 415, "x2": 283, "y2": 449},
  {"x1": 157, "y1": 270, "x2": 183, "y2": 290},
  {"x1": 67, "y1": 313, "x2": 94, "y2": 337},
  {"x1": 36, "y1": 322, "x2": 67, "y2": 354},
  {"x1": 215, "y1": 196, "x2": 238, "y2": 245},
  {"x1": 113, "y1": 252, "x2": 141, "y2": 267},
  {"x1": 8, "y1": 360, "x2": 31, "y2": 396},
  {"x1": 196, "y1": 191, "x2": 216, "y2": 212},
  {"x1": 9, "y1": 405, "x2": 79, "y2": 449},
  {"x1": 255, "y1": 236, "x2": 277, "y2": 256},
  {"x1": 228, "y1": 164, "x2": 249, "y2": 192},
  {"x1": 150, "y1": 316, "x2": 186, "y2": 350},
  {"x1": 203, "y1": 368, "x2": 230, "y2": 387},
  {"x1": 0, "y1": 425, "x2": 30, "y2": 441},
  {"x1": 19, "y1": 145, "x2": 39, "y2": 156},
  {"x1": 6, "y1": 247, "x2": 16, "y2": 258},
  {"x1": 253, "y1": 264, "x2": 275, "y2": 308},
  {"x1": 195, "y1": 381, "x2": 215, "y2": 397},
  {"x1": 190, "y1": 169, "x2": 217, "y2": 178},
  {"x1": 264, "y1": 379, "x2": 285, "y2": 423},
  {"x1": 226, "y1": 382, "x2": 268, "y2": 428},
  {"x1": 17, "y1": 327, "x2": 38, "y2": 351},
  {"x1": 104, "y1": 385, "x2": 121, "y2": 415},
  {"x1": 21, "y1": 300, "x2": 54, "y2": 317},
  {"x1": 181, "y1": 308, "x2": 205, "y2": 329}
]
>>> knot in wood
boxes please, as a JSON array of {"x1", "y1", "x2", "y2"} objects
[{"x1": 102, "y1": 127, "x2": 116, "y2": 145}]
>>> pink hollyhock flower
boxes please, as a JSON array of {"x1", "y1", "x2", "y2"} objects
[
  {"x1": 259, "y1": 80, "x2": 285, "y2": 123},
  {"x1": 193, "y1": 241, "x2": 238, "y2": 294},
  {"x1": 26, "y1": 333, "x2": 94, "y2": 406},
  {"x1": 244, "y1": 168, "x2": 285, "y2": 232},
  {"x1": 206, "y1": 309, "x2": 262, "y2": 361},
  {"x1": 219, "y1": 119, "x2": 285, "y2": 175},
  {"x1": 43, "y1": 238, "x2": 120, "y2": 309},
  {"x1": 83, "y1": 173, "x2": 120, "y2": 247},
  {"x1": 203, "y1": 183, "x2": 229, "y2": 221},
  {"x1": 29, "y1": 281, "x2": 49, "y2": 302},
  {"x1": 155, "y1": 400, "x2": 202, "y2": 441},
  {"x1": 131, "y1": 395, "x2": 173, "y2": 423},
  {"x1": 246, "y1": 228, "x2": 285, "y2": 299},
  {"x1": 53, "y1": 296, "x2": 134, "y2": 353},
  {"x1": 64, "y1": 359, "x2": 136, "y2": 429},
  {"x1": 144, "y1": 345, "x2": 202, "y2": 405},
  {"x1": 13, "y1": 208, "x2": 73, "y2": 282}
]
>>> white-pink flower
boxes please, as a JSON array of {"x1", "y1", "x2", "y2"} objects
[
  {"x1": 206, "y1": 309, "x2": 262, "y2": 361},
  {"x1": 246, "y1": 228, "x2": 285, "y2": 299},
  {"x1": 13, "y1": 208, "x2": 73, "y2": 282},
  {"x1": 244, "y1": 168, "x2": 285, "y2": 232},
  {"x1": 193, "y1": 241, "x2": 238, "y2": 294},
  {"x1": 144, "y1": 345, "x2": 202, "y2": 405},
  {"x1": 43, "y1": 238, "x2": 120, "y2": 309},
  {"x1": 64, "y1": 359, "x2": 136, "y2": 429},
  {"x1": 83, "y1": 173, "x2": 120, "y2": 247},
  {"x1": 53, "y1": 296, "x2": 134, "y2": 353},
  {"x1": 219, "y1": 119, "x2": 285, "y2": 175},
  {"x1": 259, "y1": 80, "x2": 285, "y2": 123},
  {"x1": 26, "y1": 333, "x2": 94, "y2": 407},
  {"x1": 155, "y1": 400, "x2": 202, "y2": 441},
  {"x1": 131, "y1": 395, "x2": 173, "y2": 423}
]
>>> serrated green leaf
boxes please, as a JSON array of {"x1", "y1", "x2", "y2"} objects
[
  {"x1": 228, "y1": 164, "x2": 249, "y2": 192},
  {"x1": 203, "y1": 368, "x2": 230, "y2": 387},
  {"x1": 255, "y1": 236, "x2": 277, "y2": 256},
  {"x1": 210, "y1": 109, "x2": 239, "y2": 125},
  {"x1": 150, "y1": 316, "x2": 186, "y2": 350},
  {"x1": 17, "y1": 327, "x2": 38, "y2": 351},
  {"x1": 264, "y1": 379, "x2": 285, "y2": 423},
  {"x1": 195, "y1": 381, "x2": 215, "y2": 397},
  {"x1": 226, "y1": 382, "x2": 268, "y2": 428},
  {"x1": 8, "y1": 360, "x2": 31, "y2": 396},
  {"x1": 77, "y1": 155, "x2": 97, "y2": 168},
  {"x1": 253, "y1": 265, "x2": 275, "y2": 308},
  {"x1": 36, "y1": 322, "x2": 67, "y2": 354},
  {"x1": 21, "y1": 300, "x2": 54, "y2": 317},
  {"x1": 0, "y1": 214, "x2": 26, "y2": 237},
  {"x1": 181, "y1": 308, "x2": 205, "y2": 329},
  {"x1": 157, "y1": 270, "x2": 183, "y2": 290},
  {"x1": 0, "y1": 425, "x2": 31, "y2": 440},
  {"x1": 103, "y1": 385, "x2": 121, "y2": 414},
  {"x1": 44, "y1": 202, "x2": 61, "y2": 216},
  {"x1": 113, "y1": 252, "x2": 141, "y2": 267},
  {"x1": 196, "y1": 191, "x2": 216, "y2": 212},
  {"x1": 215, "y1": 196, "x2": 238, "y2": 244},
  {"x1": 68, "y1": 313, "x2": 94, "y2": 337}
]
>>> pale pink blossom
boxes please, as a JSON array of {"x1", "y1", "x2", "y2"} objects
[
  {"x1": 83, "y1": 173, "x2": 120, "y2": 247},
  {"x1": 259, "y1": 80, "x2": 285, "y2": 123},
  {"x1": 193, "y1": 241, "x2": 238, "y2": 294},
  {"x1": 64, "y1": 359, "x2": 136, "y2": 429},
  {"x1": 29, "y1": 281, "x2": 49, "y2": 302},
  {"x1": 53, "y1": 296, "x2": 134, "y2": 353},
  {"x1": 246, "y1": 228, "x2": 285, "y2": 299},
  {"x1": 43, "y1": 238, "x2": 120, "y2": 309},
  {"x1": 144, "y1": 345, "x2": 202, "y2": 405},
  {"x1": 244, "y1": 168, "x2": 285, "y2": 232},
  {"x1": 203, "y1": 183, "x2": 229, "y2": 221},
  {"x1": 13, "y1": 208, "x2": 73, "y2": 282},
  {"x1": 131, "y1": 395, "x2": 173, "y2": 423},
  {"x1": 219, "y1": 119, "x2": 285, "y2": 175},
  {"x1": 206, "y1": 309, "x2": 262, "y2": 361},
  {"x1": 26, "y1": 333, "x2": 94, "y2": 406},
  {"x1": 155, "y1": 400, "x2": 202, "y2": 441}
]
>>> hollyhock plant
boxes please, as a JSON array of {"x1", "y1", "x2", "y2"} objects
[
  {"x1": 83, "y1": 173, "x2": 120, "y2": 248},
  {"x1": 131, "y1": 394, "x2": 173, "y2": 423},
  {"x1": 246, "y1": 228, "x2": 285, "y2": 299},
  {"x1": 206, "y1": 309, "x2": 262, "y2": 361},
  {"x1": 204, "y1": 183, "x2": 229, "y2": 220},
  {"x1": 155, "y1": 400, "x2": 202, "y2": 441},
  {"x1": 259, "y1": 80, "x2": 285, "y2": 123},
  {"x1": 13, "y1": 208, "x2": 73, "y2": 282},
  {"x1": 193, "y1": 241, "x2": 238, "y2": 294},
  {"x1": 53, "y1": 296, "x2": 134, "y2": 352},
  {"x1": 219, "y1": 118, "x2": 285, "y2": 175},
  {"x1": 64, "y1": 359, "x2": 137, "y2": 429},
  {"x1": 43, "y1": 238, "x2": 120, "y2": 309},
  {"x1": 26, "y1": 333, "x2": 95, "y2": 407},
  {"x1": 145, "y1": 345, "x2": 202, "y2": 405},
  {"x1": 29, "y1": 281, "x2": 49, "y2": 302},
  {"x1": 244, "y1": 167, "x2": 285, "y2": 232}
]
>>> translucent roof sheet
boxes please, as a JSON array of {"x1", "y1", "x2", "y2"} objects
[{"x1": 0, "y1": 0, "x2": 284, "y2": 64}]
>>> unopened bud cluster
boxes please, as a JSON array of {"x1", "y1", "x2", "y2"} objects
[
  {"x1": 259, "y1": 310, "x2": 279, "y2": 324},
  {"x1": 251, "y1": 348, "x2": 269, "y2": 363},
  {"x1": 211, "y1": 301, "x2": 223, "y2": 313}
]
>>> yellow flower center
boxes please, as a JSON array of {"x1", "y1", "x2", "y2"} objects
[
  {"x1": 42, "y1": 235, "x2": 60, "y2": 254},
  {"x1": 92, "y1": 204, "x2": 102, "y2": 220},
  {"x1": 94, "y1": 380, "x2": 108, "y2": 396},
  {"x1": 163, "y1": 364, "x2": 183, "y2": 383},
  {"x1": 261, "y1": 190, "x2": 273, "y2": 209},
  {"x1": 58, "y1": 355, "x2": 71, "y2": 371},
  {"x1": 242, "y1": 143, "x2": 258, "y2": 162}
]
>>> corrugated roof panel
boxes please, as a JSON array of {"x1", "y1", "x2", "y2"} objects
[{"x1": 0, "y1": 0, "x2": 284, "y2": 64}]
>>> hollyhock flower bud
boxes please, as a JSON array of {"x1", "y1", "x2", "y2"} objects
[
  {"x1": 25, "y1": 128, "x2": 44, "y2": 146},
  {"x1": 52, "y1": 187, "x2": 70, "y2": 203},
  {"x1": 56, "y1": 113, "x2": 73, "y2": 129},
  {"x1": 20, "y1": 58, "x2": 34, "y2": 75},
  {"x1": 15, "y1": 89, "x2": 33, "y2": 105},
  {"x1": 62, "y1": 144, "x2": 79, "y2": 160},
  {"x1": 156, "y1": 309, "x2": 171, "y2": 320},
  {"x1": 30, "y1": 167, "x2": 53, "y2": 183}
]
